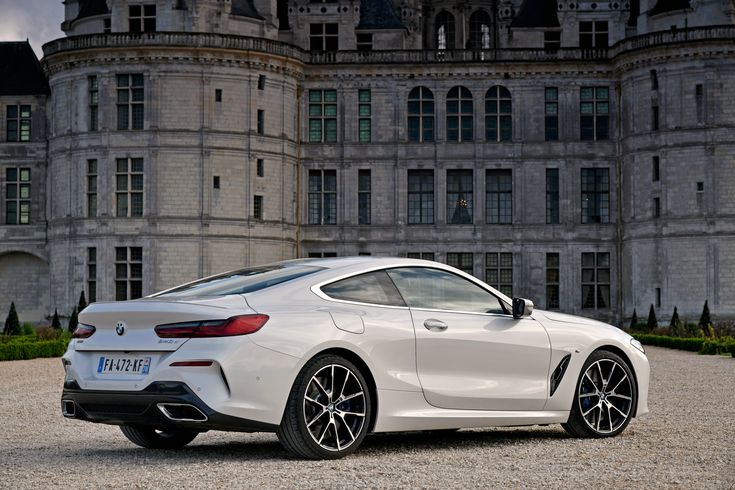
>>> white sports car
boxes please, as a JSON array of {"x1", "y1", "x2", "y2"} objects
[{"x1": 61, "y1": 257, "x2": 649, "y2": 459}]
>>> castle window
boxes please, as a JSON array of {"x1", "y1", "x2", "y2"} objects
[
  {"x1": 486, "y1": 169, "x2": 512, "y2": 224},
  {"x1": 448, "y1": 253, "x2": 473, "y2": 276},
  {"x1": 5, "y1": 167, "x2": 31, "y2": 225},
  {"x1": 650, "y1": 69, "x2": 659, "y2": 90},
  {"x1": 257, "y1": 109, "x2": 264, "y2": 134},
  {"x1": 580, "y1": 87, "x2": 609, "y2": 140},
  {"x1": 253, "y1": 195, "x2": 263, "y2": 220},
  {"x1": 257, "y1": 159, "x2": 265, "y2": 177},
  {"x1": 581, "y1": 252, "x2": 610, "y2": 309},
  {"x1": 579, "y1": 21, "x2": 608, "y2": 48},
  {"x1": 407, "y1": 252, "x2": 435, "y2": 261},
  {"x1": 407, "y1": 87, "x2": 434, "y2": 142},
  {"x1": 358, "y1": 169, "x2": 371, "y2": 225},
  {"x1": 309, "y1": 89, "x2": 337, "y2": 142},
  {"x1": 87, "y1": 247, "x2": 97, "y2": 303},
  {"x1": 651, "y1": 103, "x2": 659, "y2": 131},
  {"x1": 356, "y1": 33, "x2": 373, "y2": 51},
  {"x1": 115, "y1": 246, "x2": 143, "y2": 300},
  {"x1": 310, "y1": 23, "x2": 338, "y2": 51},
  {"x1": 544, "y1": 31, "x2": 561, "y2": 52},
  {"x1": 447, "y1": 169, "x2": 473, "y2": 224},
  {"x1": 87, "y1": 159, "x2": 98, "y2": 217},
  {"x1": 652, "y1": 156, "x2": 660, "y2": 182},
  {"x1": 408, "y1": 169, "x2": 434, "y2": 224},
  {"x1": 117, "y1": 74, "x2": 144, "y2": 130},
  {"x1": 653, "y1": 197, "x2": 661, "y2": 218},
  {"x1": 308, "y1": 169, "x2": 337, "y2": 225},
  {"x1": 358, "y1": 89, "x2": 371, "y2": 142},
  {"x1": 545, "y1": 87, "x2": 558, "y2": 141},
  {"x1": 6, "y1": 105, "x2": 31, "y2": 142},
  {"x1": 469, "y1": 10, "x2": 492, "y2": 50},
  {"x1": 89, "y1": 76, "x2": 98, "y2": 131},
  {"x1": 486, "y1": 252, "x2": 513, "y2": 297},
  {"x1": 435, "y1": 11, "x2": 455, "y2": 50},
  {"x1": 546, "y1": 253, "x2": 560, "y2": 309},
  {"x1": 115, "y1": 157, "x2": 144, "y2": 217},
  {"x1": 546, "y1": 168, "x2": 559, "y2": 224},
  {"x1": 446, "y1": 86, "x2": 473, "y2": 142},
  {"x1": 581, "y1": 168, "x2": 609, "y2": 224},
  {"x1": 258, "y1": 75, "x2": 266, "y2": 90},
  {"x1": 485, "y1": 86, "x2": 512, "y2": 141},
  {"x1": 129, "y1": 4, "x2": 156, "y2": 33}
]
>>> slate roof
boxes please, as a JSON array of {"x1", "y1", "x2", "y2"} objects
[
  {"x1": 357, "y1": 0, "x2": 404, "y2": 30},
  {"x1": 75, "y1": 0, "x2": 110, "y2": 21},
  {"x1": 511, "y1": 0, "x2": 560, "y2": 28},
  {"x1": 231, "y1": 0, "x2": 264, "y2": 19},
  {"x1": 649, "y1": 0, "x2": 691, "y2": 16},
  {"x1": 0, "y1": 42, "x2": 50, "y2": 96}
]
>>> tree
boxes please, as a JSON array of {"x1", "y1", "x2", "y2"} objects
[
  {"x1": 78, "y1": 291, "x2": 87, "y2": 313},
  {"x1": 4, "y1": 302, "x2": 21, "y2": 336},
  {"x1": 646, "y1": 304, "x2": 658, "y2": 332},
  {"x1": 68, "y1": 307, "x2": 78, "y2": 334},
  {"x1": 629, "y1": 308, "x2": 639, "y2": 331},
  {"x1": 51, "y1": 309, "x2": 61, "y2": 330},
  {"x1": 698, "y1": 300, "x2": 711, "y2": 333},
  {"x1": 669, "y1": 306, "x2": 682, "y2": 337}
]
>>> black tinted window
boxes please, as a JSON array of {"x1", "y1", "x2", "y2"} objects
[
  {"x1": 322, "y1": 270, "x2": 406, "y2": 307},
  {"x1": 387, "y1": 267, "x2": 505, "y2": 314},
  {"x1": 154, "y1": 265, "x2": 323, "y2": 298}
]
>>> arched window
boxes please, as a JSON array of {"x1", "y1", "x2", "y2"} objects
[
  {"x1": 408, "y1": 87, "x2": 435, "y2": 142},
  {"x1": 447, "y1": 86, "x2": 473, "y2": 142},
  {"x1": 435, "y1": 11, "x2": 455, "y2": 50},
  {"x1": 469, "y1": 10, "x2": 492, "y2": 50},
  {"x1": 485, "y1": 86, "x2": 512, "y2": 141}
]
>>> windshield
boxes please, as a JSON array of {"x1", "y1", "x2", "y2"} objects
[{"x1": 152, "y1": 264, "x2": 325, "y2": 298}]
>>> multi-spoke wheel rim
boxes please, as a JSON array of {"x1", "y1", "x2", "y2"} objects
[
  {"x1": 578, "y1": 359, "x2": 633, "y2": 434},
  {"x1": 303, "y1": 364, "x2": 366, "y2": 452}
]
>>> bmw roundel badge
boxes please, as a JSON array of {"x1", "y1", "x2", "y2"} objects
[{"x1": 116, "y1": 322, "x2": 126, "y2": 336}]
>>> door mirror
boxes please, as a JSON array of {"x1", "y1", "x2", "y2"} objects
[{"x1": 512, "y1": 298, "x2": 534, "y2": 319}]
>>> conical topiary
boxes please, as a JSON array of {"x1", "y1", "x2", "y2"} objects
[
  {"x1": 68, "y1": 307, "x2": 78, "y2": 334},
  {"x1": 629, "y1": 308, "x2": 639, "y2": 331},
  {"x1": 646, "y1": 304, "x2": 658, "y2": 332},
  {"x1": 4, "y1": 302, "x2": 21, "y2": 336},
  {"x1": 78, "y1": 291, "x2": 87, "y2": 313},
  {"x1": 669, "y1": 306, "x2": 682, "y2": 337},
  {"x1": 698, "y1": 300, "x2": 711, "y2": 331},
  {"x1": 51, "y1": 309, "x2": 61, "y2": 330}
]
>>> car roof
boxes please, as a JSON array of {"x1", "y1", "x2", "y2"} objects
[{"x1": 284, "y1": 256, "x2": 436, "y2": 270}]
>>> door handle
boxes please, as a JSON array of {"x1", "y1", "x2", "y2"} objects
[{"x1": 424, "y1": 319, "x2": 448, "y2": 332}]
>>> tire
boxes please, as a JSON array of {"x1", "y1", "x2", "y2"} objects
[
  {"x1": 120, "y1": 425, "x2": 199, "y2": 449},
  {"x1": 277, "y1": 354, "x2": 372, "y2": 459},
  {"x1": 562, "y1": 350, "x2": 637, "y2": 438}
]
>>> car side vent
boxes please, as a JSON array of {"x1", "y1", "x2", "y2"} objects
[{"x1": 550, "y1": 354, "x2": 572, "y2": 397}]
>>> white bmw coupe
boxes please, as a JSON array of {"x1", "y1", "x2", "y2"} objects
[{"x1": 61, "y1": 257, "x2": 649, "y2": 459}]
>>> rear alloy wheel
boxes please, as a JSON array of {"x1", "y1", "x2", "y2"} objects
[
  {"x1": 120, "y1": 425, "x2": 199, "y2": 449},
  {"x1": 277, "y1": 354, "x2": 371, "y2": 459},
  {"x1": 562, "y1": 350, "x2": 637, "y2": 438}
]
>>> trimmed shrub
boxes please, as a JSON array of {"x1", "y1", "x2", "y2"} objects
[
  {"x1": 21, "y1": 322, "x2": 35, "y2": 336},
  {"x1": 0, "y1": 339, "x2": 69, "y2": 361},
  {"x1": 632, "y1": 334, "x2": 734, "y2": 357},
  {"x1": 629, "y1": 309, "x2": 639, "y2": 331},
  {"x1": 646, "y1": 304, "x2": 658, "y2": 332},
  {"x1": 699, "y1": 300, "x2": 711, "y2": 331},
  {"x1": 37, "y1": 326, "x2": 60, "y2": 341},
  {"x1": 68, "y1": 307, "x2": 78, "y2": 334},
  {"x1": 78, "y1": 291, "x2": 88, "y2": 314},
  {"x1": 51, "y1": 309, "x2": 61, "y2": 330},
  {"x1": 4, "y1": 302, "x2": 21, "y2": 336}
]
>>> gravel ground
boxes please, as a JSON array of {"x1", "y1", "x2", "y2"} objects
[{"x1": 0, "y1": 346, "x2": 733, "y2": 489}]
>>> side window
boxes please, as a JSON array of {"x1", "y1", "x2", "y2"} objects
[
  {"x1": 387, "y1": 267, "x2": 505, "y2": 314},
  {"x1": 321, "y1": 271, "x2": 406, "y2": 307}
]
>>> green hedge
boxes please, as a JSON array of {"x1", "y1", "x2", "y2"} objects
[
  {"x1": 0, "y1": 339, "x2": 69, "y2": 361},
  {"x1": 631, "y1": 333, "x2": 734, "y2": 357}
]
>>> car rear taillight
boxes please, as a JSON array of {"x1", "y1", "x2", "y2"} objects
[
  {"x1": 72, "y1": 324, "x2": 96, "y2": 339},
  {"x1": 154, "y1": 314, "x2": 269, "y2": 338}
]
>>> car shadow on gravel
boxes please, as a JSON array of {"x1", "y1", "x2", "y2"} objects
[{"x1": 64, "y1": 427, "x2": 569, "y2": 462}]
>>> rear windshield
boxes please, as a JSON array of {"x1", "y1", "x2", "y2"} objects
[{"x1": 152, "y1": 265, "x2": 324, "y2": 298}]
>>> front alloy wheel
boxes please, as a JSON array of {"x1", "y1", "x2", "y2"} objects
[
  {"x1": 563, "y1": 350, "x2": 637, "y2": 438},
  {"x1": 277, "y1": 354, "x2": 371, "y2": 459}
]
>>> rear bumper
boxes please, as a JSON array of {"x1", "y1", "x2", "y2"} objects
[{"x1": 61, "y1": 381, "x2": 278, "y2": 433}]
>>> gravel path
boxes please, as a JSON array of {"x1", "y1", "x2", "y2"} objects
[{"x1": 0, "y1": 347, "x2": 733, "y2": 489}]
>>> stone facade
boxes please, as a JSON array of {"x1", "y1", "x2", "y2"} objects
[{"x1": 0, "y1": 0, "x2": 733, "y2": 326}]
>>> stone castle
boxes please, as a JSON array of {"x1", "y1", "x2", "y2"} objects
[{"x1": 1, "y1": 0, "x2": 734, "y2": 325}]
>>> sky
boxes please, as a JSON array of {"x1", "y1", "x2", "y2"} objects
[{"x1": 0, "y1": 0, "x2": 65, "y2": 59}]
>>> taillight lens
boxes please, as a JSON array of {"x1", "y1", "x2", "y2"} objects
[
  {"x1": 154, "y1": 314, "x2": 269, "y2": 338},
  {"x1": 72, "y1": 324, "x2": 96, "y2": 339}
]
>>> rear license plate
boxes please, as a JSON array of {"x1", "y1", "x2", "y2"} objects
[{"x1": 97, "y1": 356, "x2": 151, "y2": 375}]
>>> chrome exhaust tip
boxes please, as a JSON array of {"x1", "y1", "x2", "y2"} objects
[
  {"x1": 157, "y1": 403, "x2": 208, "y2": 422},
  {"x1": 61, "y1": 400, "x2": 76, "y2": 417}
]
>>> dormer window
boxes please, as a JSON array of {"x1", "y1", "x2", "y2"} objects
[{"x1": 129, "y1": 4, "x2": 156, "y2": 33}]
